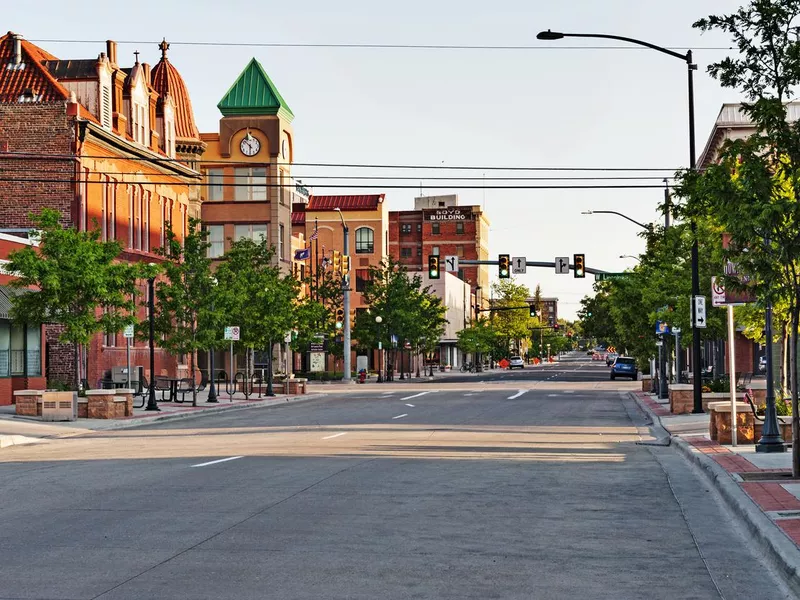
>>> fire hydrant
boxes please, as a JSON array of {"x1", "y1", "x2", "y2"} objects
[{"x1": 358, "y1": 369, "x2": 367, "y2": 384}]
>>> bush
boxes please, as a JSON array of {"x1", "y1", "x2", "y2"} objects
[{"x1": 46, "y1": 379, "x2": 72, "y2": 392}]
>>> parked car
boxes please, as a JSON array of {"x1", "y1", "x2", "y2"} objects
[
  {"x1": 610, "y1": 357, "x2": 638, "y2": 380},
  {"x1": 508, "y1": 356, "x2": 525, "y2": 370},
  {"x1": 605, "y1": 352, "x2": 619, "y2": 367}
]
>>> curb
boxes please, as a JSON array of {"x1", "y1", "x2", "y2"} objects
[
  {"x1": 630, "y1": 392, "x2": 800, "y2": 597},
  {"x1": 0, "y1": 393, "x2": 328, "y2": 443}
]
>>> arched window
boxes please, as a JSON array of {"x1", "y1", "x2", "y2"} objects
[{"x1": 355, "y1": 227, "x2": 374, "y2": 254}]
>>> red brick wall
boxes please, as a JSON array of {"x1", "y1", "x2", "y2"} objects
[
  {"x1": 0, "y1": 378, "x2": 11, "y2": 405},
  {"x1": 0, "y1": 103, "x2": 75, "y2": 228},
  {"x1": 45, "y1": 324, "x2": 75, "y2": 387}
]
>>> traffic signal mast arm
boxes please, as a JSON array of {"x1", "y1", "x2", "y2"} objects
[
  {"x1": 459, "y1": 259, "x2": 607, "y2": 276},
  {"x1": 476, "y1": 305, "x2": 535, "y2": 313}
]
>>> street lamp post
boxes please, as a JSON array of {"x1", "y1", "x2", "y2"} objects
[
  {"x1": 207, "y1": 277, "x2": 218, "y2": 403},
  {"x1": 334, "y1": 208, "x2": 352, "y2": 383},
  {"x1": 619, "y1": 255, "x2": 642, "y2": 263},
  {"x1": 543, "y1": 29, "x2": 703, "y2": 414},
  {"x1": 145, "y1": 269, "x2": 160, "y2": 412},
  {"x1": 581, "y1": 210, "x2": 651, "y2": 231},
  {"x1": 375, "y1": 315, "x2": 383, "y2": 383}
]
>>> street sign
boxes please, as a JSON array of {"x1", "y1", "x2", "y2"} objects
[
  {"x1": 711, "y1": 276, "x2": 752, "y2": 306},
  {"x1": 656, "y1": 340, "x2": 663, "y2": 347},
  {"x1": 672, "y1": 327, "x2": 681, "y2": 334},
  {"x1": 224, "y1": 326, "x2": 240, "y2": 341},
  {"x1": 655, "y1": 321, "x2": 671, "y2": 335},
  {"x1": 444, "y1": 255, "x2": 459, "y2": 273},
  {"x1": 512, "y1": 256, "x2": 527, "y2": 274},
  {"x1": 123, "y1": 324, "x2": 134, "y2": 339},
  {"x1": 555, "y1": 257, "x2": 570, "y2": 274},
  {"x1": 594, "y1": 273, "x2": 629, "y2": 282},
  {"x1": 711, "y1": 277, "x2": 726, "y2": 307},
  {"x1": 693, "y1": 296, "x2": 707, "y2": 328}
]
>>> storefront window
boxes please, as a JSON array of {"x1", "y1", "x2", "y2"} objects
[
  {"x1": 0, "y1": 322, "x2": 9, "y2": 377},
  {"x1": 0, "y1": 321, "x2": 42, "y2": 378},
  {"x1": 10, "y1": 325, "x2": 24, "y2": 376},
  {"x1": 26, "y1": 325, "x2": 41, "y2": 376}
]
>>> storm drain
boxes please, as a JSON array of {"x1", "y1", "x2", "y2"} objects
[{"x1": 738, "y1": 471, "x2": 800, "y2": 482}]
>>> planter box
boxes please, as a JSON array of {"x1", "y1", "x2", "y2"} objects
[
  {"x1": 707, "y1": 401, "x2": 755, "y2": 444},
  {"x1": 85, "y1": 390, "x2": 116, "y2": 419},
  {"x1": 669, "y1": 386, "x2": 745, "y2": 415},
  {"x1": 754, "y1": 417, "x2": 793, "y2": 442},
  {"x1": 14, "y1": 390, "x2": 43, "y2": 417}
]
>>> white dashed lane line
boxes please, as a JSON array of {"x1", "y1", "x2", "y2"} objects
[
  {"x1": 322, "y1": 432, "x2": 348, "y2": 440},
  {"x1": 405, "y1": 403, "x2": 415, "y2": 407},
  {"x1": 191, "y1": 456, "x2": 244, "y2": 468},
  {"x1": 392, "y1": 413, "x2": 408, "y2": 420},
  {"x1": 400, "y1": 391, "x2": 431, "y2": 401},
  {"x1": 507, "y1": 390, "x2": 528, "y2": 400}
]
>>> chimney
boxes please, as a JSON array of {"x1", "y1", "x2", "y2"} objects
[
  {"x1": 8, "y1": 32, "x2": 22, "y2": 66},
  {"x1": 106, "y1": 40, "x2": 117, "y2": 65},
  {"x1": 142, "y1": 62, "x2": 151, "y2": 82}
]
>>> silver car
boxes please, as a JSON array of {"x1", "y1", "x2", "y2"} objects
[{"x1": 509, "y1": 356, "x2": 525, "y2": 369}]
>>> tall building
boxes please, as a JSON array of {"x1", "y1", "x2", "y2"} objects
[
  {"x1": 199, "y1": 58, "x2": 295, "y2": 272},
  {"x1": 389, "y1": 195, "x2": 490, "y2": 311},
  {"x1": 0, "y1": 33, "x2": 202, "y2": 388}
]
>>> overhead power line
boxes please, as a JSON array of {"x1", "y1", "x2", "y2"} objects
[{"x1": 30, "y1": 38, "x2": 732, "y2": 52}]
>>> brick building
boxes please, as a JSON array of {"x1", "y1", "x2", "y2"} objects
[
  {"x1": 389, "y1": 195, "x2": 490, "y2": 318},
  {"x1": 0, "y1": 33, "x2": 203, "y2": 389}
]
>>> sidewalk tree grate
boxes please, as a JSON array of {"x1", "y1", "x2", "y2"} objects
[{"x1": 738, "y1": 471, "x2": 800, "y2": 482}]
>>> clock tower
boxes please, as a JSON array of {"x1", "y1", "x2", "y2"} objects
[{"x1": 199, "y1": 58, "x2": 295, "y2": 271}]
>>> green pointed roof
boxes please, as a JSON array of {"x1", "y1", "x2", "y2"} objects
[{"x1": 217, "y1": 58, "x2": 294, "y2": 120}]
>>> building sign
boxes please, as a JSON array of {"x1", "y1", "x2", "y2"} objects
[
  {"x1": 309, "y1": 341, "x2": 326, "y2": 352},
  {"x1": 425, "y1": 208, "x2": 471, "y2": 221},
  {"x1": 309, "y1": 352, "x2": 325, "y2": 372}
]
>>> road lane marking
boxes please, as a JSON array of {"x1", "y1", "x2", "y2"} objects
[
  {"x1": 392, "y1": 413, "x2": 408, "y2": 419},
  {"x1": 191, "y1": 456, "x2": 243, "y2": 468},
  {"x1": 401, "y1": 391, "x2": 431, "y2": 401},
  {"x1": 464, "y1": 393, "x2": 474, "y2": 396},
  {"x1": 507, "y1": 390, "x2": 528, "y2": 400},
  {"x1": 322, "y1": 432, "x2": 348, "y2": 440},
  {"x1": 382, "y1": 392, "x2": 395, "y2": 396},
  {"x1": 405, "y1": 403, "x2": 415, "y2": 407}
]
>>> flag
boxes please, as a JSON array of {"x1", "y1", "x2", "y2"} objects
[
  {"x1": 309, "y1": 228, "x2": 319, "y2": 241},
  {"x1": 294, "y1": 248, "x2": 311, "y2": 261}
]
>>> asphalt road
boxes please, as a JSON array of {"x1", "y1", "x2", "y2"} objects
[{"x1": 0, "y1": 355, "x2": 792, "y2": 599}]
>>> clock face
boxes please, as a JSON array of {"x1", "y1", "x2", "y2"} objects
[
  {"x1": 240, "y1": 135, "x2": 260, "y2": 157},
  {"x1": 281, "y1": 139, "x2": 288, "y2": 159}
]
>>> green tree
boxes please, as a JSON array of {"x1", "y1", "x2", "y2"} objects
[
  {"x1": 151, "y1": 219, "x2": 221, "y2": 406},
  {"x1": 7, "y1": 208, "x2": 145, "y2": 390},
  {"x1": 214, "y1": 237, "x2": 297, "y2": 391},
  {"x1": 677, "y1": 0, "x2": 800, "y2": 473},
  {"x1": 457, "y1": 319, "x2": 497, "y2": 362},
  {"x1": 490, "y1": 279, "x2": 535, "y2": 357}
]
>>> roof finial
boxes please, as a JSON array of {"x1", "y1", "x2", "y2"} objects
[
  {"x1": 133, "y1": 50, "x2": 140, "y2": 64},
  {"x1": 159, "y1": 38, "x2": 169, "y2": 60}
]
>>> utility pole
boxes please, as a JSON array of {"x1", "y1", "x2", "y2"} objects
[{"x1": 335, "y1": 208, "x2": 351, "y2": 382}]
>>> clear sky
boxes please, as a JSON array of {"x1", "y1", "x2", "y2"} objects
[{"x1": 6, "y1": 0, "x2": 742, "y2": 319}]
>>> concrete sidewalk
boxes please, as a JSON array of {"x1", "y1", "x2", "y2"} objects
[
  {"x1": 632, "y1": 390, "x2": 800, "y2": 596},
  {"x1": 0, "y1": 388, "x2": 324, "y2": 448}
]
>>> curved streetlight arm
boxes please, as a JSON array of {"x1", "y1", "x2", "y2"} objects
[
  {"x1": 585, "y1": 210, "x2": 650, "y2": 231},
  {"x1": 537, "y1": 30, "x2": 690, "y2": 63}
]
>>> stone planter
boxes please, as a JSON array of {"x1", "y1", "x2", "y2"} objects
[
  {"x1": 669, "y1": 386, "x2": 746, "y2": 415},
  {"x1": 640, "y1": 374, "x2": 653, "y2": 393},
  {"x1": 14, "y1": 390, "x2": 43, "y2": 417},
  {"x1": 707, "y1": 401, "x2": 754, "y2": 444},
  {"x1": 115, "y1": 388, "x2": 135, "y2": 417},
  {"x1": 77, "y1": 398, "x2": 88, "y2": 418},
  {"x1": 84, "y1": 389, "x2": 117, "y2": 419},
  {"x1": 753, "y1": 416, "x2": 793, "y2": 442}
]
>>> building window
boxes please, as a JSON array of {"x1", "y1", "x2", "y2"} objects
[
  {"x1": 432, "y1": 246, "x2": 440, "y2": 255},
  {"x1": 458, "y1": 268, "x2": 465, "y2": 280},
  {"x1": 355, "y1": 227, "x2": 374, "y2": 254},
  {"x1": 279, "y1": 224, "x2": 285, "y2": 259},
  {"x1": 416, "y1": 223, "x2": 422, "y2": 233},
  {"x1": 417, "y1": 246, "x2": 422, "y2": 257},
  {"x1": 207, "y1": 225, "x2": 224, "y2": 258},
  {"x1": 159, "y1": 197, "x2": 166, "y2": 248},
  {"x1": 234, "y1": 167, "x2": 268, "y2": 201},
  {"x1": 207, "y1": 169, "x2": 224, "y2": 201},
  {"x1": 355, "y1": 268, "x2": 371, "y2": 292},
  {"x1": 234, "y1": 223, "x2": 268, "y2": 243},
  {"x1": 400, "y1": 247, "x2": 412, "y2": 258},
  {"x1": 134, "y1": 186, "x2": 143, "y2": 250},
  {"x1": 401, "y1": 224, "x2": 411, "y2": 234},
  {"x1": 456, "y1": 245, "x2": 464, "y2": 257},
  {"x1": 143, "y1": 191, "x2": 150, "y2": 252},
  {"x1": 128, "y1": 186, "x2": 134, "y2": 248},
  {"x1": 431, "y1": 222, "x2": 440, "y2": 235},
  {"x1": 456, "y1": 222, "x2": 464, "y2": 235},
  {"x1": 9, "y1": 325, "x2": 24, "y2": 376}
]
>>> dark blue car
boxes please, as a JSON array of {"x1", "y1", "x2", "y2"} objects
[{"x1": 610, "y1": 356, "x2": 638, "y2": 380}]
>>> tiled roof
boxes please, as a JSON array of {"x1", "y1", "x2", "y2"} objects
[
  {"x1": 151, "y1": 40, "x2": 201, "y2": 141},
  {"x1": 217, "y1": 58, "x2": 294, "y2": 120},
  {"x1": 43, "y1": 59, "x2": 98, "y2": 80},
  {"x1": 291, "y1": 211, "x2": 306, "y2": 225},
  {"x1": 0, "y1": 32, "x2": 71, "y2": 103},
  {"x1": 307, "y1": 194, "x2": 385, "y2": 211}
]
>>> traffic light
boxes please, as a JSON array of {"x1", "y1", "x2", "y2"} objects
[
  {"x1": 428, "y1": 255, "x2": 440, "y2": 279},
  {"x1": 573, "y1": 253, "x2": 585, "y2": 278},
  {"x1": 335, "y1": 307, "x2": 344, "y2": 329},
  {"x1": 498, "y1": 254, "x2": 510, "y2": 279},
  {"x1": 529, "y1": 304, "x2": 536, "y2": 317},
  {"x1": 332, "y1": 251, "x2": 341, "y2": 273},
  {"x1": 341, "y1": 255, "x2": 350, "y2": 275}
]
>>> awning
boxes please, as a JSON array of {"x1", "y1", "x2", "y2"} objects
[{"x1": 0, "y1": 286, "x2": 30, "y2": 320}]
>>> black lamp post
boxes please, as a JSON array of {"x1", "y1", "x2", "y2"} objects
[
  {"x1": 145, "y1": 271, "x2": 160, "y2": 412},
  {"x1": 375, "y1": 315, "x2": 383, "y2": 383},
  {"x1": 539, "y1": 29, "x2": 703, "y2": 414},
  {"x1": 207, "y1": 277, "x2": 218, "y2": 403}
]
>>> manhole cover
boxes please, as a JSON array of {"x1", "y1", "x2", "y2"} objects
[{"x1": 738, "y1": 471, "x2": 800, "y2": 482}]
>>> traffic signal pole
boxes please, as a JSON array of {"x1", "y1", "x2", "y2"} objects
[{"x1": 342, "y1": 226, "x2": 351, "y2": 382}]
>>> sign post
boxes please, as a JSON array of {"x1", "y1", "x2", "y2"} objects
[
  {"x1": 224, "y1": 326, "x2": 240, "y2": 402},
  {"x1": 123, "y1": 324, "x2": 134, "y2": 388},
  {"x1": 727, "y1": 304, "x2": 738, "y2": 446}
]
